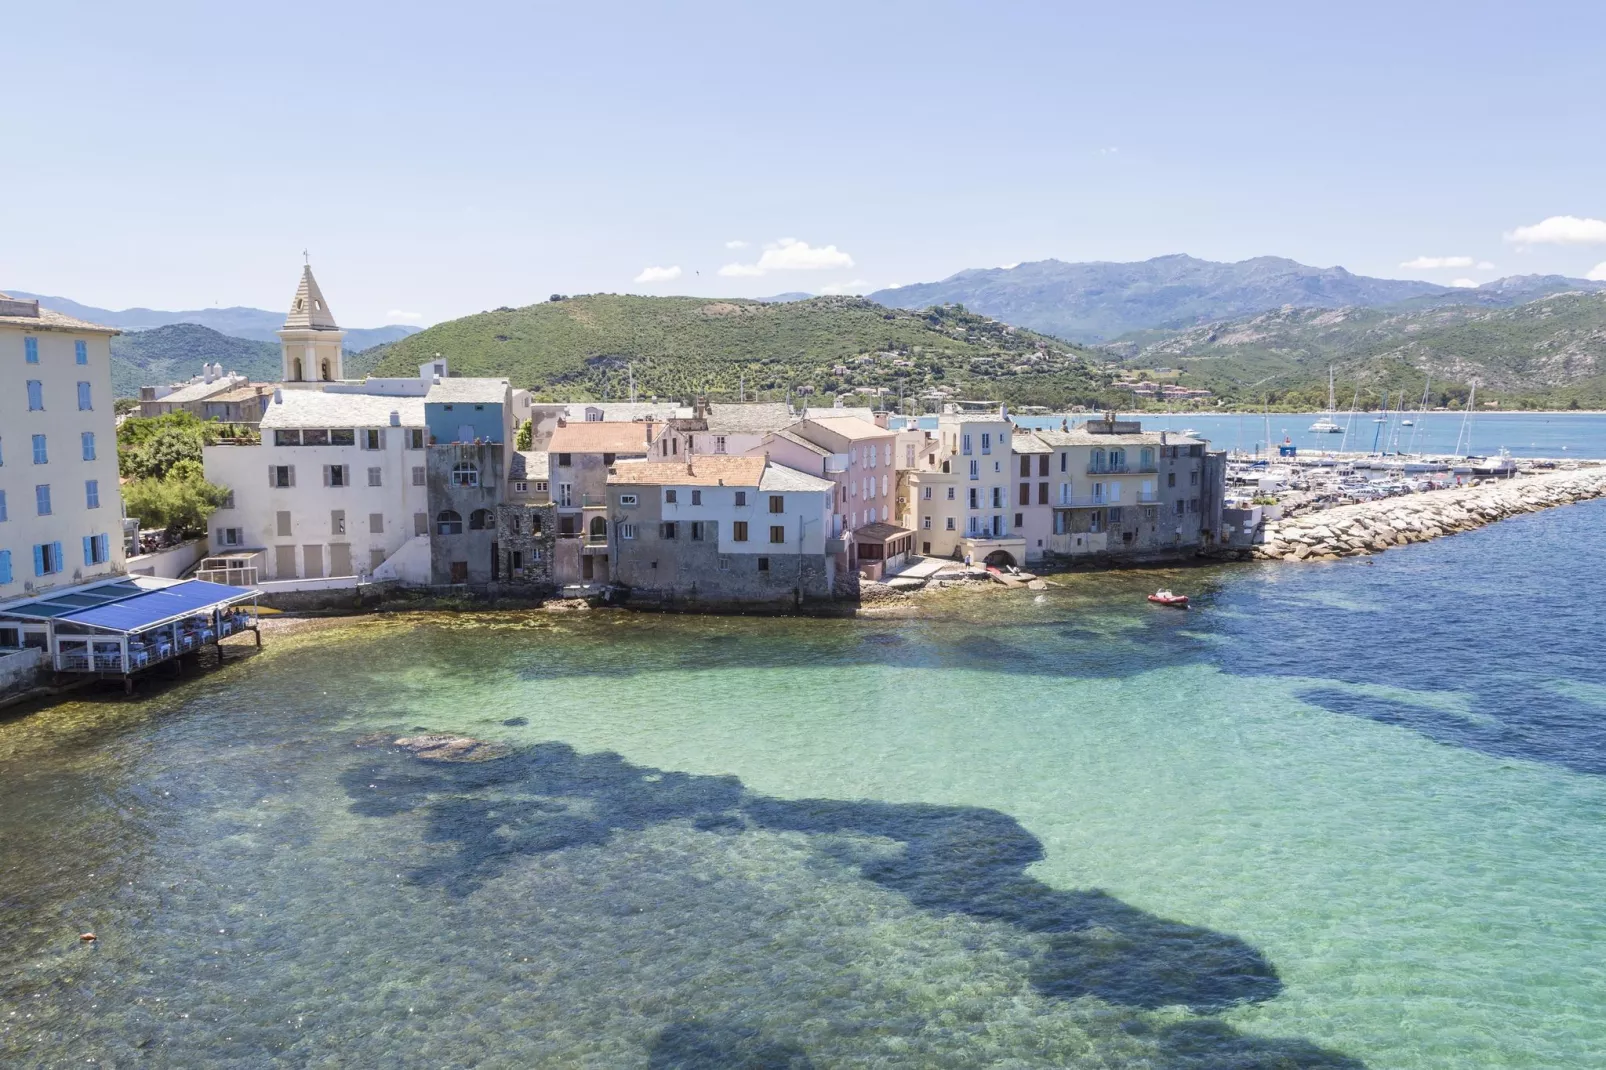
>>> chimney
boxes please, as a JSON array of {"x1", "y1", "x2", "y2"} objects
[
  {"x1": 389, "y1": 410, "x2": 401, "y2": 427},
  {"x1": 557, "y1": 416, "x2": 567, "y2": 427},
  {"x1": 686, "y1": 461, "x2": 695, "y2": 475},
  {"x1": 273, "y1": 387, "x2": 283, "y2": 404}
]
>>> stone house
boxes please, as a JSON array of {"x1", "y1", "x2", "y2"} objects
[
  {"x1": 605, "y1": 456, "x2": 835, "y2": 608},
  {"x1": 546, "y1": 420, "x2": 657, "y2": 587}
]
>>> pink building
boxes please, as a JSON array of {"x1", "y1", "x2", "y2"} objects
[{"x1": 751, "y1": 416, "x2": 914, "y2": 579}]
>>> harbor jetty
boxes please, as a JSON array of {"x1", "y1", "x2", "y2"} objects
[{"x1": 1253, "y1": 467, "x2": 1606, "y2": 562}]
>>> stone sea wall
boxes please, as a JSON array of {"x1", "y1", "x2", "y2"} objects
[{"x1": 1254, "y1": 468, "x2": 1606, "y2": 562}]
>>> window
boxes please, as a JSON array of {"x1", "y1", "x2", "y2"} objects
[
  {"x1": 451, "y1": 463, "x2": 479, "y2": 487},
  {"x1": 556, "y1": 453, "x2": 572, "y2": 467},
  {"x1": 1109, "y1": 506, "x2": 1123, "y2": 523},
  {"x1": 922, "y1": 486, "x2": 931, "y2": 500},
  {"x1": 414, "y1": 513, "x2": 428, "y2": 536},
  {"x1": 769, "y1": 525, "x2": 786, "y2": 544},
  {"x1": 1014, "y1": 512, "x2": 1023, "y2": 528},
  {"x1": 270, "y1": 465, "x2": 295, "y2": 488},
  {"x1": 962, "y1": 434, "x2": 972, "y2": 455},
  {"x1": 1145, "y1": 506, "x2": 1157, "y2": 522},
  {"x1": 469, "y1": 509, "x2": 492, "y2": 531},
  {"x1": 32, "y1": 435, "x2": 47, "y2": 464},
  {"x1": 968, "y1": 516, "x2": 979, "y2": 535},
  {"x1": 1190, "y1": 470, "x2": 1199, "y2": 486},
  {"x1": 906, "y1": 444, "x2": 915, "y2": 468},
  {"x1": 946, "y1": 486, "x2": 955, "y2": 501},
  {"x1": 690, "y1": 489, "x2": 702, "y2": 506},
  {"x1": 367, "y1": 467, "x2": 383, "y2": 487},
  {"x1": 945, "y1": 517, "x2": 955, "y2": 531},
  {"x1": 75, "y1": 340, "x2": 87, "y2": 365},
  {"x1": 0, "y1": 490, "x2": 6, "y2": 521},
  {"x1": 324, "y1": 464, "x2": 349, "y2": 487},
  {"x1": 363, "y1": 429, "x2": 383, "y2": 450},
  {"x1": 25, "y1": 338, "x2": 39, "y2": 364},
  {"x1": 1141, "y1": 447, "x2": 1155, "y2": 470},
  {"x1": 1038, "y1": 483, "x2": 1048, "y2": 505},
  {"x1": 733, "y1": 521, "x2": 748, "y2": 542},
  {"x1": 412, "y1": 466, "x2": 425, "y2": 486},
  {"x1": 85, "y1": 480, "x2": 100, "y2": 509},
  {"x1": 77, "y1": 382, "x2": 93, "y2": 410},
  {"x1": 513, "y1": 481, "x2": 528, "y2": 493},
  {"x1": 922, "y1": 516, "x2": 931, "y2": 530},
  {"x1": 660, "y1": 521, "x2": 678, "y2": 539},
  {"x1": 757, "y1": 557, "x2": 770, "y2": 573},
  {"x1": 1020, "y1": 483, "x2": 1030, "y2": 506},
  {"x1": 1021, "y1": 455, "x2": 1032, "y2": 477},
  {"x1": 81, "y1": 432, "x2": 96, "y2": 461},
  {"x1": 34, "y1": 541, "x2": 62, "y2": 576},
  {"x1": 768, "y1": 495, "x2": 784, "y2": 514},
  {"x1": 981, "y1": 432, "x2": 991, "y2": 454},
  {"x1": 690, "y1": 521, "x2": 705, "y2": 541},
  {"x1": 369, "y1": 513, "x2": 384, "y2": 534},
  {"x1": 969, "y1": 459, "x2": 978, "y2": 480},
  {"x1": 1189, "y1": 498, "x2": 1199, "y2": 513},
  {"x1": 602, "y1": 453, "x2": 616, "y2": 466},
  {"x1": 718, "y1": 556, "x2": 731, "y2": 571},
  {"x1": 713, "y1": 436, "x2": 727, "y2": 454},
  {"x1": 508, "y1": 515, "x2": 520, "y2": 534},
  {"x1": 437, "y1": 510, "x2": 463, "y2": 534},
  {"x1": 26, "y1": 381, "x2": 43, "y2": 410},
  {"x1": 1174, "y1": 500, "x2": 1185, "y2": 516},
  {"x1": 968, "y1": 488, "x2": 978, "y2": 509},
  {"x1": 734, "y1": 491, "x2": 747, "y2": 507},
  {"x1": 277, "y1": 511, "x2": 292, "y2": 537},
  {"x1": 406, "y1": 429, "x2": 426, "y2": 450},
  {"x1": 1060, "y1": 452, "x2": 1067, "y2": 473},
  {"x1": 535, "y1": 480, "x2": 549, "y2": 493},
  {"x1": 303, "y1": 429, "x2": 330, "y2": 446},
  {"x1": 1167, "y1": 472, "x2": 1176, "y2": 488},
  {"x1": 274, "y1": 430, "x2": 302, "y2": 446},
  {"x1": 331, "y1": 510, "x2": 346, "y2": 535},
  {"x1": 36, "y1": 484, "x2": 51, "y2": 515},
  {"x1": 558, "y1": 483, "x2": 572, "y2": 507},
  {"x1": 992, "y1": 487, "x2": 1003, "y2": 508},
  {"x1": 588, "y1": 515, "x2": 606, "y2": 540},
  {"x1": 665, "y1": 489, "x2": 677, "y2": 504},
  {"x1": 618, "y1": 493, "x2": 639, "y2": 507},
  {"x1": 620, "y1": 522, "x2": 637, "y2": 539}
]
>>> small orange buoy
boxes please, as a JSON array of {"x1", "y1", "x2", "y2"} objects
[{"x1": 79, "y1": 933, "x2": 96, "y2": 942}]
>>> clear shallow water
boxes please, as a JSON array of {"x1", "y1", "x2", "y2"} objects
[{"x1": 4, "y1": 503, "x2": 1606, "y2": 1067}]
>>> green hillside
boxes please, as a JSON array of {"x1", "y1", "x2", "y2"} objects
[
  {"x1": 109, "y1": 323, "x2": 281, "y2": 398},
  {"x1": 368, "y1": 294, "x2": 1117, "y2": 409},
  {"x1": 1108, "y1": 290, "x2": 1606, "y2": 410}
]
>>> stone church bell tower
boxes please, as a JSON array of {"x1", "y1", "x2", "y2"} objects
[{"x1": 278, "y1": 264, "x2": 346, "y2": 383}]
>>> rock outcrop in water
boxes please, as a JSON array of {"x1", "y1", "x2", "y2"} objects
[
  {"x1": 392, "y1": 734, "x2": 511, "y2": 762},
  {"x1": 1254, "y1": 468, "x2": 1606, "y2": 562}
]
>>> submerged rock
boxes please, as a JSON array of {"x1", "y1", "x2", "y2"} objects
[{"x1": 393, "y1": 734, "x2": 510, "y2": 762}]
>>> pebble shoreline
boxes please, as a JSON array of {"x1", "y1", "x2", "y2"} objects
[{"x1": 1254, "y1": 468, "x2": 1606, "y2": 562}]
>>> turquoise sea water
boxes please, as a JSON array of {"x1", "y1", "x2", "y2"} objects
[{"x1": 4, "y1": 502, "x2": 1606, "y2": 1067}]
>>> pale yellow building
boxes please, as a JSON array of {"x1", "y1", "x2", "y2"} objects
[{"x1": 0, "y1": 293, "x2": 126, "y2": 611}]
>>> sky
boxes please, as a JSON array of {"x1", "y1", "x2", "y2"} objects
[{"x1": 4, "y1": 0, "x2": 1605, "y2": 327}]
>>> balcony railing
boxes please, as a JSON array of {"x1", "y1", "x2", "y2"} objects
[
  {"x1": 1057, "y1": 495, "x2": 1111, "y2": 508},
  {"x1": 581, "y1": 494, "x2": 607, "y2": 508},
  {"x1": 1088, "y1": 463, "x2": 1130, "y2": 474}
]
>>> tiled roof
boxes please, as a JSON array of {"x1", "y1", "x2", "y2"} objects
[
  {"x1": 259, "y1": 389, "x2": 426, "y2": 429},
  {"x1": 801, "y1": 416, "x2": 890, "y2": 441},
  {"x1": 768, "y1": 429, "x2": 831, "y2": 456},
  {"x1": 852, "y1": 521, "x2": 914, "y2": 542},
  {"x1": 1033, "y1": 428, "x2": 1204, "y2": 447},
  {"x1": 425, "y1": 378, "x2": 509, "y2": 404},
  {"x1": 0, "y1": 293, "x2": 118, "y2": 334},
  {"x1": 610, "y1": 456, "x2": 766, "y2": 487},
  {"x1": 801, "y1": 406, "x2": 874, "y2": 422},
  {"x1": 206, "y1": 384, "x2": 272, "y2": 404},
  {"x1": 704, "y1": 403, "x2": 795, "y2": 434},
  {"x1": 1011, "y1": 434, "x2": 1052, "y2": 454},
  {"x1": 560, "y1": 402, "x2": 691, "y2": 421},
  {"x1": 157, "y1": 376, "x2": 247, "y2": 405},
  {"x1": 548, "y1": 420, "x2": 656, "y2": 454}
]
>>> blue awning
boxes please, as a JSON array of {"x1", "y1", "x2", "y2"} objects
[{"x1": 55, "y1": 580, "x2": 256, "y2": 634}]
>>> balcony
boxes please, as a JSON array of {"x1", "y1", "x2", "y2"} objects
[
  {"x1": 1088, "y1": 464, "x2": 1130, "y2": 475},
  {"x1": 581, "y1": 494, "x2": 607, "y2": 508},
  {"x1": 824, "y1": 453, "x2": 850, "y2": 474},
  {"x1": 1135, "y1": 490, "x2": 1160, "y2": 503},
  {"x1": 1058, "y1": 495, "x2": 1111, "y2": 508}
]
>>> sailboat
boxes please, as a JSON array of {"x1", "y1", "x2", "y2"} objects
[{"x1": 1309, "y1": 367, "x2": 1345, "y2": 433}]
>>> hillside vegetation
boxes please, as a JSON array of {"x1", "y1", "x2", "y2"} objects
[
  {"x1": 367, "y1": 294, "x2": 1122, "y2": 409},
  {"x1": 1107, "y1": 290, "x2": 1606, "y2": 409},
  {"x1": 109, "y1": 324, "x2": 281, "y2": 397}
]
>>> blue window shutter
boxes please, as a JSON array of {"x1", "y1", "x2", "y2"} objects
[
  {"x1": 25, "y1": 338, "x2": 38, "y2": 363},
  {"x1": 53, "y1": 542, "x2": 61, "y2": 573},
  {"x1": 0, "y1": 550, "x2": 10, "y2": 585},
  {"x1": 75, "y1": 340, "x2": 87, "y2": 365},
  {"x1": 33, "y1": 545, "x2": 44, "y2": 576},
  {"x1": 98, "y1": 534, "x2": 109, "y2": 561},
  {"x1": 83, "y1": 536, "x2": 93, "y2": 567}
]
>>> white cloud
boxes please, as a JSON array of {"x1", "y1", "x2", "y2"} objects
[
  {"x1": 1400, "y1": 255, "x2": 1475, "y2": 269},
  {"x1": 1477, "y1": 261, "x2": 1496, "y2": 270},
  {"x1": 386, "y1": 309, "x2": 423, "y2": 321},
  {"x1": 817, "y1": 279, "x2": 870, "y2": 295},
  {"x1": 632, "y1": 265, "x2": 682, "y2": 283},
  {"x1": 1097, "y1": 147, "x2": 1119, "y2": 155},
  {"x1": 1505, "y1": 215, "x2": 1606, "y2": 245},
  {"x1": 1449, "y1": 278, "x2": 1479, "y2": 288},
  {"x1": 1588, "y1": 262, "x2": 1606, "y2": 282},
  {"x1": 999, "y1": 262, "x2": 1020, "y2": 270},
  {"x1": 882, "y1": 282, "x2": 902, "y2": 290},
  {"x1": 724, "y1": 239, "x2": 748, "y2": 249},
  {"x1": 720, "y1": 238, "x2": 855, "y2": 277}
]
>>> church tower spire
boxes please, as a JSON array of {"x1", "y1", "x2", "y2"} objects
[{"x1": 278, "y1": 263, "x2": 347, "y2": 382}]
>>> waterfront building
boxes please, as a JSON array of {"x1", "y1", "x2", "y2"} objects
[
  {"x1": 546, "y1": 419, "x2": 657, "y2": 586},
  {"x1": 606, "y1": 456, "x2": 835, "y2": 605},
  {"x1": 904, "y1": 409, "x2": 1027, "y2": 566},
  {"x1": 423, "y1": 377, "x2": 515, "y2": 585},
  {"x1": 0, "y1": 292, "x2": 126, "y2": 612},
  {"x1": 752, "y1": 415, "x2": 912, "y2": 578},
  {"x1": 1031, "y1": 415, "x2": 1226, "y2": 557},
  {"x1": 1010, "y1": 432, "x2": 1054, "y2": 562}
]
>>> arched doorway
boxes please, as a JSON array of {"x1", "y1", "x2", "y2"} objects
[
  {"x1": 320, "y1": 359, "x2": 332, "y2": 381},
  {"x1": 983, "y1": 549, "x2": 1017, "y2": 569},
  {"x1": 291, "y1": 357, "x2": 303, "y2": 381}
]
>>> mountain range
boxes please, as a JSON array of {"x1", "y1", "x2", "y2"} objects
[
  {"x1": 105, "y1": 324, "x2": 282, "y2": 399},
  {"x1": 869, "y1": 255, "x2": 1606, "y2": 343},
  {"x1": 4, "y1": 290, "x2": 421, "y2": 352}
]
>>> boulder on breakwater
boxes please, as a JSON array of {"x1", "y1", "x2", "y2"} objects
[{"x1": 1253, "y1": 468, "x2": 1606, "y2": 563}]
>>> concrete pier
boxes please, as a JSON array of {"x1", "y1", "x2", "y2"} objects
[{"x1": 1252, "y1": 468, "x2": 1606, "y2": 562}]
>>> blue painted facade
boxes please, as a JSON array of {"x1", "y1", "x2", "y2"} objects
[{"x1": 426, "y1": 401, "x2": 504, "y2": 444}]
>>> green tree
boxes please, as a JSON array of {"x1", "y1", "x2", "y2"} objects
[
  {"x1": 515, "y1": 418, "x2": 533, "y2": 450},
  {"x1": 122, "y1": 476, "x2": 229, "y2": 538}
]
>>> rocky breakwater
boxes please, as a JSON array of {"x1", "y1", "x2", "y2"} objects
[{"x1": 1254, "y1": 468, "x2": 1606, "y2": 562}]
